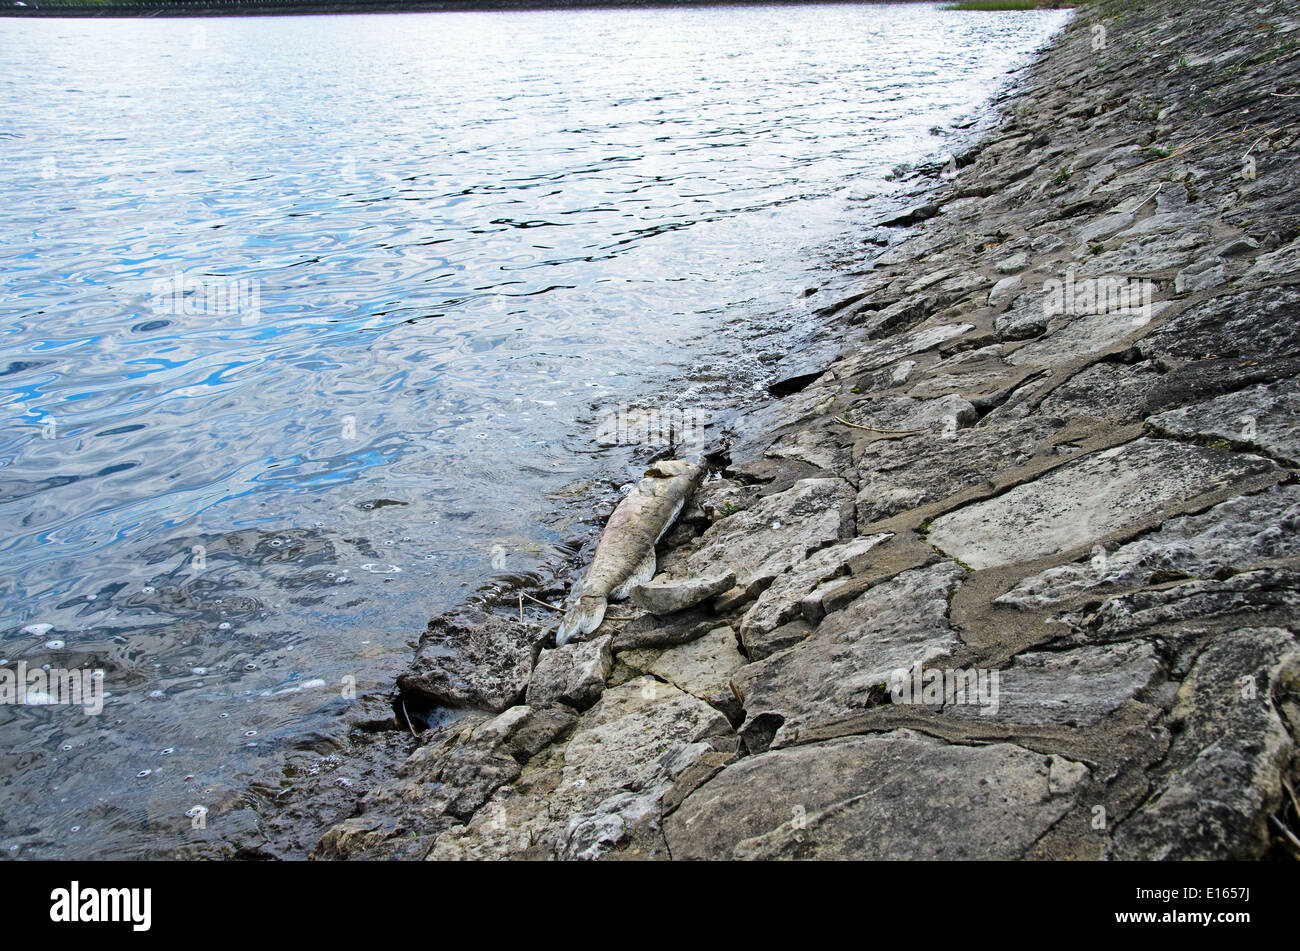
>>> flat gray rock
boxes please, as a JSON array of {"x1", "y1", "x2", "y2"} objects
[
  {"x1": 315, "y1": 704, "x2": 575, "y2": 860},
  {"x1": 1241, "y1": 235, "x2": 1300, "y2": 283},
  {"x1": 667, "y1": 477, "x2": 855, "y2": 594},
  {"x1": 646, "y1": 626, "x2": 747, "y2": 707},
  {"x1": 665, "y1": 730, "x2": 1090, "y2": 860},
  {"x1": 855, "y1": 416, "x2": 1065, "y2": 528},
  {"x1": 940, "y1": 641, "x2": 1161, "y2": 726},
  {"x1": 1006, "y1": 304, "x2": 1168, "y2": 368},
  {"x1": 987, "y1": 274, "x2": 1023, "y2": 306},
  {"x1": 926, "y1": 437, "x2": 1274, "y2": 570},
  {"x1": 1148, "y1": 377, "x2": 1300, "y2": 464},
  {"x1": 1079, "y1": 230, "x2": 1208, "y2": 274},
  {"x1": 1077, "y1": 211, "x2": 1134, "y2": 243},
  {"x1": 1136, "y1": 285, "x2": 1300, "y2": 415},
  {"x1": 630, "y1": 571, "x2": 735, "y2": 615},
  {"x1": 610, "y1": 606, "x2": 720, "y2": 652},
  {"x1": 763, "y1": 426, "x2": 850, "y2": 474},
  {"x1": 995, "y1": 291, "x2": 1050, "y2": 340},
  {"x1": 1038, "y1": 360, "x2": 1163, "y2": 423},
  {"x1": 832, "y1": 322, "x2": 974, "y2": 379},
  {"x1": 998, "y1": 483, "x2": 1300, "y2": 610},
  {"x1": 1075, "y1": 567, "x2": 1300, "y2": 643},
  {"x1": 996, "y1": 250, "x2": 1029, "y2": 273},
  {"x1": 525, "y1": 635, "x2": 614, "y2": 711},
  {"x1": 734, "y1": 562, "x2": 966, "y2": 751},
  {"x1": 845, "y1": 393, "x2": 977, "y2": 435}
]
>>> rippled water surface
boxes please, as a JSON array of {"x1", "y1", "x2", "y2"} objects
[{"x1": 0, "y1": 3, "x2": 1068, "y2": 857}]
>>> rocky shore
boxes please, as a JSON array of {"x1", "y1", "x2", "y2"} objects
[{"x1": 303, "y1": 0, "x2": 1300, "y2": 861}]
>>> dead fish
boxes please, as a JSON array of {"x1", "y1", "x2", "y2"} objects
[{"x1": 555, "y1": 458, "x2": 704, "y2": 646}]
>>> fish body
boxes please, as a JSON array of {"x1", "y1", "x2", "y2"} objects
[{"x1": 555, "y1": 459, "x2": 703, "y2": 645}]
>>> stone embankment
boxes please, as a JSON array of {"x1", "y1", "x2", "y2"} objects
[{"x1": 315, "y1": 0, "x2": 1300, "y2": 860}]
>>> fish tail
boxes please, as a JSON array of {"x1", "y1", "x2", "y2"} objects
[{"x1": 555, "y1": 595, "x2": 607, "y2": 647}]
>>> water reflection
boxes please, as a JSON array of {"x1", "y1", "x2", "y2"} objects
[{"x1": 0, "y1": 3, "x2": 1069, "y2": 857}]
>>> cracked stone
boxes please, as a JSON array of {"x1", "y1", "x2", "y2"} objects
[
  {"x1": 1006, "y1": 304, "x2": 1169, "y2": 368},
  {"x1": 646, "y1": 626, "x2": 747, "y2": 714},
  {"x1": 988, "y1": 274, "x2": 1023, "y2": 306},
  {"x1": 430, "y1": 677, "x2": 736, "y2": 860},
  {"x1": 925, "y1": 437, "x2": 1274, "y2": 570},
  {"x1": 663, "y1": 477, "x2": 855, "y2": 594},
  {"x1": 733, "y1": 562, "x2": 966, "y2": 751},
  {"x1": 1148, "y1": 377, "x2": 1300, "y2": 464},
  {"x1": 1074, "y1": 568, "x2": 1300, "y2": 643},
  {"x1": 739, "y1": 534, "x2": 891, "y2": 656},
  {"x1": 665, "y1": 730, "x2": 1090, "y2": 860},
  {"x1": 1111, "y1": 627, "x2": 1299, "y2": 860},
  {"x1": 940, "y1": 641, "x2": 1162, "y2": 726},
  {"x1": 999, "y1": 484, "x2": 1300, "y2": 610},
  {"x1": 525, "y1": 635, "x2": 613, "y2": 711},
  {"x1": 855, "y1": 416, "x2": 1065, "y2": 528},
  {"x1": 845, "y1": 393, "x2": 978, "y2": 435}
]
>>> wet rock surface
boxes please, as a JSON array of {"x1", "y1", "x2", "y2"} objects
[
  {"x1": 302, "y1": 0, "x2": 1300, "y2": 861},
  {"x1": 397, "y1": 608, "x2": 547, "y2": 713}
]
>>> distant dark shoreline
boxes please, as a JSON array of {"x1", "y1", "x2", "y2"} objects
[{"x1": 3, "y1": 0, "x2": 931, "y2": 19}]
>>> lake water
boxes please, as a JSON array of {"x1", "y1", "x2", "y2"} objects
[{"x1": 0, "y1": 3, "x2": 1069, "y2": 858}]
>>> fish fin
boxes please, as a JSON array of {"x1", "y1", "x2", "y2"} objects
[
  {"x1": 555, "y1": 595, "x2": 607, "y2": 646},
  {"x1": 611, "y1": 548, "x2": 656, "y2": 601},
  {"x1": 654, "y1": 498, "x2": 685, "y2": 543}
]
